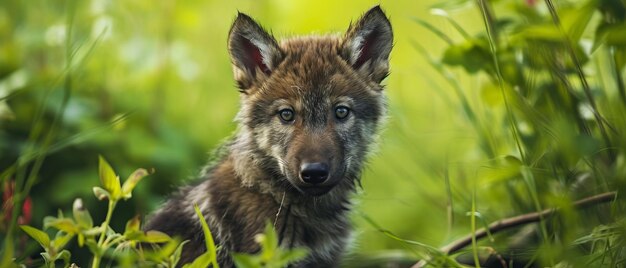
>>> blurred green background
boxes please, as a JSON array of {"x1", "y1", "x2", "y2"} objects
[{"x1": 2, "y1": 0, "x2": 626, "y2": 267}]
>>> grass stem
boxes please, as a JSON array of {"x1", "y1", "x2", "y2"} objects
[
  {"x1": 93, "y1": 200, "x2": 117, "y2": 268},
  {"x1": 475, "y1": 0, "x2": 527, "y2": 163}
]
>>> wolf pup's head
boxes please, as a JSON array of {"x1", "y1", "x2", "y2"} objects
[{"x1": 228, "y1": 6, "x2": 392, "y2": 197}]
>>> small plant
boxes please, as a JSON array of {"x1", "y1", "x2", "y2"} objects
[
  {"x1": 403, "y1": 0, "x2": 626, "y2": 266},
  {"x1": 181, "y1": 204, "x2": 219, "y2": 268},
  {"x1": 16, "y1": 156, "x2": 307, "y2": 267},
  {"x1": 232, "y1": 222, "x2": 308, "y2": 268},
  {"x1": 18, "y1": 156, "x2": 172, "y2": 267}
]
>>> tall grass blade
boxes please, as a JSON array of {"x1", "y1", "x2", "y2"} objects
[
  {"x1": 543, "y1": 0, "x2": 615, "y2": 160},
  {"x1": 470, "y1": 189, "x2": 479, "y2": 268},
  {"x1": 412, "y1": 18, "x2": 454, "y2": 45},
  {"x1": 475, "y1": 0, "x2": 526, "y2": 163}
]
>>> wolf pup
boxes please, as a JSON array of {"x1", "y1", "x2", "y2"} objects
[{"x1": 145, "y1": 5, "x2": 393, "y2": 267}]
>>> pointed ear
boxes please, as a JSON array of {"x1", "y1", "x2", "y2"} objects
[
  {"x1": 341, "y1": 6, "x2": 393, "y2": 83},
  {"x1": 228, "y1": 13, "x2": 283, "y2": 90}
]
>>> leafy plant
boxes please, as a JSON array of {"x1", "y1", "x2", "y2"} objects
[
  {"x1": 19, "y1": 224, "x2": 71, "y2": 268},
  {"x1": 232, "y1": 222, "x2": 308, "y2": 268},
  {"x1": 16, "y1": 156, "x2": 306, "y2": 267},
  {"x1": 180, "y1": 204, "x2": 219, "y2": 268},
  {"x1": 18, "y1": 156, "x2": 174, "y2": 268},
  {"x1": 402, "y1": 0, "x2": 626, "y2": 266}
]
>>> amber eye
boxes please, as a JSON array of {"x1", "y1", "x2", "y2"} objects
[
  {"x1": 335, "y1": 106, "x2": 350, "y2": 120},
  {"x1": 278, "y1": 108, "x2": 295, "y2": 122}
]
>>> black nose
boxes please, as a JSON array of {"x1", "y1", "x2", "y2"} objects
[{"x1": 299, "y1": 162, "x2": 329, "y2": 184}]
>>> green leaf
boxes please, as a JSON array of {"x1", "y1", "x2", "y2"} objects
[
  {"x1": 92, "y1": 186, "x2": 110, "y2": 201},
  {"x1": 83, "y1": 226, "x2": 103, "y2": 236},
  {"x1": 77, "y1": 234, "x2": 85, "y2": 247},
  {"x1": 604, "y1": 26, "x2": 626, "y2": 45},
  {"x1": 513, "y1": 0, "x2": 595, "y2": 47},
  {"x1": 124, "y1": 216, "x2": 141, "y2": 235},
  {"x1": 123, "y1": 216, "x2": 170, "y2": 243},
  {"x1": 143, "y1": 231, "x2": 172, "y2": 243},
  {"x1": 441, "y1": 39, "x2": 492, "y2": 74},
  {"x1": 594, "y1": 23, "x2": 626, "y2": 52},
  {"x1": 52, "y1": 232, "x2": 75, "y2": 250},
  {"x1": 170, "y1": 240, "x2": 190, "y2": 267},
  {"x1": 511, "y1": 25, "x2": 560, "y2": 42},
  {"x1": 123, "y1": 230, "x2": 144, "y2": 241},
  {"x1": 85, "y1": 239, "x2": 101, "y2": 256},
  {"x1": 72, "y1": 198, "x2": 93, "y2": 229},
  {"x1": 121, "y1": 168, "x2": 151, "y2": 199},
  {"x1": 231, "y1": 253, "x2": 260, "y2": 268},
  {"x1": 182, "y1": 252, "x2": 214, "y2": 268},
  {"x1": 193, "y1": 204, "x2": 218, "y2": 267},
  {"x1": 20, "y1": 225, "x2": 51, "y2": 249},
  {"x1": 44, "y1": 216, "x2": 79, "y2": 234},
  {"x1": 257, "y1": 222, "x2": 278, "y2": 261},
  {"x1": 40, "y1": 252, "x2": 53, "y2": 266},
  {"x1": 157, "y1": 239, "x2": 181, "y2": 260},
  {"x1": 57, "y1": 250, "x2": 71, "y2": 268},
  {"x1": 263, "y1": 222, "x2": 278, "y2": 251},
  {"x1": 144, "y1": 238, "x2": 181, "y2": 263},
  {"x1": 98, "y1": 155, "x2": 121, "y2": 200},
  {"x1": 560, "y1": 0, "x2": 597, "y2": 42},
  {"x1": 277, "y1": 248, "x2": 308, "y2": 265}
]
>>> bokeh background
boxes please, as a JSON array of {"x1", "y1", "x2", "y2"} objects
[{"x1": 2, "y1": 0, "x2": 626, "y2": 267}]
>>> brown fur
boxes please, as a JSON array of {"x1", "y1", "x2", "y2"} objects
[{"x1": 145, "y1": 6, "x2": 393, "y2": 267}]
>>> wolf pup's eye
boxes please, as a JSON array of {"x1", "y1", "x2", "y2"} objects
[
  {"x1": 278, "y1": 108, "x2": 295, "y2": 122},
  {"x1": 335, "y1": 106, "x2": 350, "y2": 120}
]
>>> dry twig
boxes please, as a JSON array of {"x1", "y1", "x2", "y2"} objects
[{"x1": 412, "y1": 191, "x2": 618, "y2": 268}]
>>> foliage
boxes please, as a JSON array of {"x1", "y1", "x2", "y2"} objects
[
  {"x1": 183, "y1": 204, "x2": 219, "y2": 268},
  {"x1": 14, "y1": 156, "x2": 305, "y2": 267},
  {"x1": 232, "y1": 222, "x2": 308, "y2": 268},
  {"x1": 395, "y1": 0, "x2": 626, "y2": 266},
  {"x1": 17, "y1": 156, "x2": 178, "y2": 267},
  {"x1": 1, "y1": 0, "x2": 626, "y2": 267}
]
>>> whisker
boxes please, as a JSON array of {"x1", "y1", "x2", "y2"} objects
[{"x1": 274, "y1": 191, "x2": 286, "y2": 228}]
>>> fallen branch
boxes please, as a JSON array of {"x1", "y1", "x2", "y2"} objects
[{"x1": 412, "y1": 191, "x2": 618, "y2": 268}]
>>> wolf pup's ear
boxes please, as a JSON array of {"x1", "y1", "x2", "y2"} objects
[
  {"x1": 341, "y1": 6, "x2": 393, "y2": 83},
  {"x1": 228, "y1": 12, "x2": 283, "y2": 90}
]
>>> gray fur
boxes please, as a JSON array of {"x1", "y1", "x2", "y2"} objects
[{"x1": 144, "y1": 5, "x2": 393, "y2": 267}]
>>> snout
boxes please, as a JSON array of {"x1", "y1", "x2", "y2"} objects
[
  {"x1": 297, "y1": 161, "x2": 339, "y2": 196},
  {"x1": 299, "y1": 162, "x2": 329, "y2": 184},
  {"x1": 284, "y1": 131, "x2": 344, "y2": 196}
]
